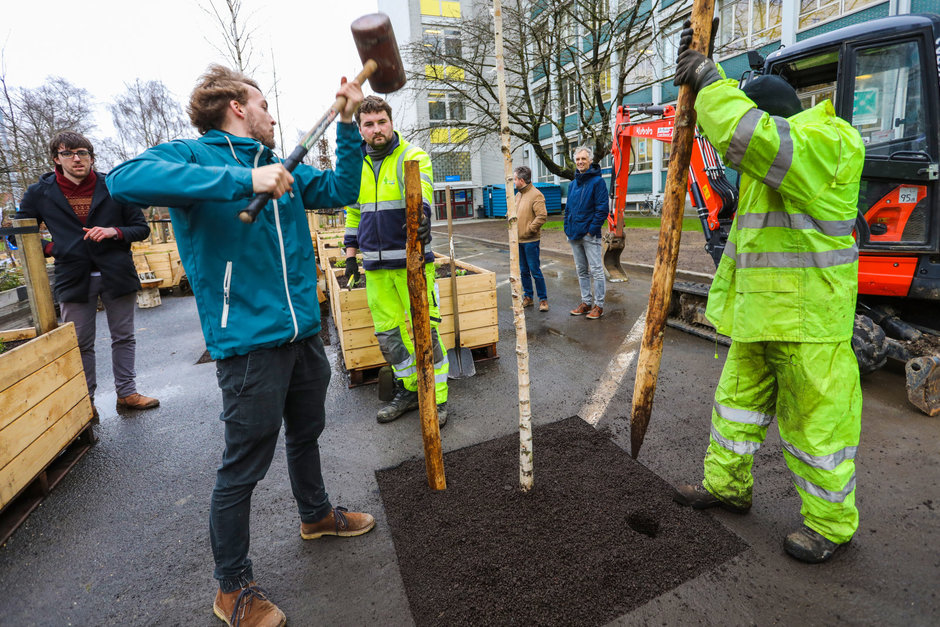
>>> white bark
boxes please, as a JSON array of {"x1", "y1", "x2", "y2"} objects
[{"x1": 493, "y1": 0, "x2": 533, "y2": 492}]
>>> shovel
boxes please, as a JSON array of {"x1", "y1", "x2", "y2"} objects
[{"x1": 444, "y1": 186, "x2": 476, "y2": 379}]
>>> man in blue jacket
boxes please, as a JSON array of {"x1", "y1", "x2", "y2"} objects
[
  {"x1": 107, "y1": 65, "x2": 373, "y2": 627},
  {"x1": 564, "y1": 146, "x2": 610, "y2": 319}
]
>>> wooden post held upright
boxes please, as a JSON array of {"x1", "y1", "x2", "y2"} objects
[
  {"x1": 630, "y1": 2, "x2": 715, "y2": 459},
  {"x1": 13, "y1": 218, "x2": 58, "y2": 335},
  {"x1": 404, "y1": 160, "x2": 446, "y2": 490}
]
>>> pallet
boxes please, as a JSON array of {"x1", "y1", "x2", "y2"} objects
[
  {"x1": 131, "y1": 242, "x2": 185, "y2": 289},
  {"x1": 344, "y1": 341, "x2": 499, "y2": 388},
  {"x1": 0, "y1": 422, "x2": 96, "y2": 546}
]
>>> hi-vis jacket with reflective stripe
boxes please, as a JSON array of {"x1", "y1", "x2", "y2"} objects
[
  {"x1": 697, "y1": 80, "x2": 865, "y2": 343},
  {"x1": 106, "y1": 124, "x2": 363, "y2": 360},
  {"x1": 343, "y1": 131, "x2": 434, "y2": 271}
]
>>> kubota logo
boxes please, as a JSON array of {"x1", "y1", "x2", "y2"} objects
[{"x1": 635, "y1": 127, "x2": 653, "y2": 136}]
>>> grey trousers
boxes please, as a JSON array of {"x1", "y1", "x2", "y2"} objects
[
  {"x1": 59, "y1": 274, "x2": 138, "y2": 400},
  {"x1": 569, "y1": 234, "x2": 606, "y2": 308}
]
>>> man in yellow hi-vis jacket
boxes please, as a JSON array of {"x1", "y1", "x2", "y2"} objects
[
  {"x1": 342, "y1": 96, "x2": 449, "y2": 426},
  {"x1": 671, "y1": 21, "x2": 864, "y2": 563}
]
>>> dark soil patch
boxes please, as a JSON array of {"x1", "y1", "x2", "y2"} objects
[
  {"x1": 377, "y1": 416, "x2": 748, "y2": 626},
  {"x1": 0, "y1": 338, "x2": 31, "y2": 355}
]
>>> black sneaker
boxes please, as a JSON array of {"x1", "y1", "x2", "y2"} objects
[
  {"x1": 673, "y1": 484, "x2": 751, "y2": 514},
  {"x1": 784, "y1": 526, "x2": 847, "y2": 563},
  {"x1": 377, "y1": 387, "x2": 419, "y2": 423},
  {"x1": 437, "y1": 402, "x2": 448, "y2": 428}
]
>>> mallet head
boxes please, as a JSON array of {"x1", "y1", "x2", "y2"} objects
[{"x1": 351, "y1": 13, "x2": 407, "y2": 94}]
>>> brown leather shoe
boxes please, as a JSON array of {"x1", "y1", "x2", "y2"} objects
[
  {"x1": 538, "y1": 300, "x2": 549, "y2": 312},
  {"x1": 570, "y1": 302, "x2": 591, "y2": 316},
  {"x1": 300, "y1": 507, "x2": 375, "y2": 540},
  {"x1": 213, "y1": 583, "x2": 286, "y2": 627},
  {"x1": 521, "y1": 296, "x2": 534, "y2": 308},
  {"x1": 116, "y1": 393, "x2": 160, "y2": 410},
  {"x1": 586, "y1": 306, "x2": 604, "y2": 320}
]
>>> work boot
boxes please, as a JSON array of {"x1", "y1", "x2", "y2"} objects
[
  {"x1": 673, "y1": 484, "x2": 751, "y2": 514},
  {"x1": 539, "y1": 300, "x2": 549, "y2": 312},
  {"x1": 437, "y1": 402, "x2": 448, "y2": 427},
  {"x1": 586, "y1": 306, "x2": 604, "y2": 320},
  {"x1": 522, "y1": 296, "x2": 534, "y2": 308},
  {"x1": 300, "y1": 507, "x2": 375, "y2": 540},
  {"x1": 116, "y1": 393, "x2": 160, "y2": 410},
  {"x1": 784, "y1": 526, "x2": 847, "y2": 564},
  {"x1": 213, "y1": 583, "x2": 286, "y2": 627},
  {"x1": 570, "y1": 302, "x2": 591, "y2": 316},
  {"x1": 377, "y1": 386, "x2": 419, "y2": 423}
]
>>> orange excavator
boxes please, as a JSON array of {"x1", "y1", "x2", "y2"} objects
[{"x1": 603, "y1": 13, "x2": 940, "y2": 416}]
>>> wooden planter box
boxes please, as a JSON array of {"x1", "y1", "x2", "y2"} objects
[
  {"x1": 326, "y1": 255, "x2": 499, "y2": 375},
  {"x1": 314, "y1": 228, "x2": 346, "y2": 273},
  {"x1": 0, "y1": 322, "x2": 95, "y2": 539},
  {"x1": 131, "y1": 242, "x2": 185, "y2": 289}
]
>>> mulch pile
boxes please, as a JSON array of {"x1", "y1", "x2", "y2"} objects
[{"x1": 377, "y1": 416, "x2": 748, "y2": 626}]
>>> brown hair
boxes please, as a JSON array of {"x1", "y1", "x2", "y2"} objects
[
  {"x1": 354, "y1": 95, "x2": 393, "y2": 126},
  {"x1": 49, "y1": 131, "x2": 94, "y2": 162},
  {"x1": 187, "y1": 64, "x2": 261, "y2": 135}
]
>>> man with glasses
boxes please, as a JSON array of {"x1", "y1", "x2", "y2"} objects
[{"x1": 16, "y1": 132, "x2": 158, "y2": 418}]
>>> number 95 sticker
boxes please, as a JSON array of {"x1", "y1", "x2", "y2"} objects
[{"x1": 897, "y1": 186, "x2": 920, "y2": 205}]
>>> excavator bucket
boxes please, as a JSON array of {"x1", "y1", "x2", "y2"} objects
[
  {"x1": 602, "y1": 232, "x2": 629, "y2": 283},
  {"x1": 906, "y1": 355, "x2": 940, "y2": 417}
]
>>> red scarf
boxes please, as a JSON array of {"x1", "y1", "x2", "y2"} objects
[{"x1": 56, "y1": 169, "x2": 97, "y2": 225}]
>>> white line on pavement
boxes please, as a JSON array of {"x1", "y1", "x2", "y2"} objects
[{"x1": 580, "y1": 311, "x2": 647, "y2": 426}]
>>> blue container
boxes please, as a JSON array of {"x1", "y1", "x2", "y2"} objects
[{"x1": 484, "y1": 183, "x2": 562, "y2": 217}]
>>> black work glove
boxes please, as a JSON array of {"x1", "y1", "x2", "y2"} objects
[
  {"x1": 678, "y1": 17, "x2": 719, "y2": 60},
  {"x1": 674, "y1": 18, "x2": 721, "y2": 92},
  {"x1": 344, "y1": 256, "x2": 360, "y2": 289},
  {"x1": 416, "y1": 212, "x2": 432, "y2": 246}
]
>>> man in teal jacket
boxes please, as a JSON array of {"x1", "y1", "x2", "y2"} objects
[
  {"x1": 108, "y1": 65, "x2": 374, "y2": 627},
  {"x1": 671, "y1": 24, "x2": 864, "y2": 564}
]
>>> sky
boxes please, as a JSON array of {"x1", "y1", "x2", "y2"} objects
[{"x1": 3, "y1": 0, "x2": 380, "y2": 160}]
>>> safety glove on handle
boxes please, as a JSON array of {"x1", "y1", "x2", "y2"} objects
[
  {"x1": 674, "y1": 18, "x2": 721, "y2": 92},
  {"x1": 416, "y1": 212, "x2": 432, "y2": 246},
  {"x1": 344, "y1": 256, "x2": 360, "y2": 289}
]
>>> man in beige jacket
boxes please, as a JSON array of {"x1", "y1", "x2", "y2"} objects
[{"x1": 514, "y1": 165, "x2": 549, "y2": 311}]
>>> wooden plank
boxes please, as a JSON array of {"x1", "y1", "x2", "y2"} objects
[
  {"x1": 13, "y1": 219, "x2": 57, "y2": 334},
  {"x1": 0, "y1": 323, "x2": 78, "y2": 394},
  {"x1": 340, "y1": 308, "x2": 498, "y2": 350},
  {"x1": 0, "y1": 346, "x2": 84, "y2": 432},
  {"x1": 0, "y1": 400, "x2": 92, "y2": 509},
  {"x1": 0, "y1": 328, "x2": 37, "y2": 342},
  {"x1": 0, "y1": 373, "x2": 90, "y2": 470}
]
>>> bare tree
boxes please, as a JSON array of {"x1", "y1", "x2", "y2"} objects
[
  {"x1": 104, "y1": 79, "x2": 190, "y2": 163},
  {"x1": 312, "y1": 137, "x2": 333, "y2": 171},
  {"x1": 403, "y1": 0, "x2": 683, "y2": 180},
  {"x1": 0, "y1": 71, "x2": 95, "y2": 211},
  {"x1": 199, "y1": 0, "x2": 257, "y2": 73}
]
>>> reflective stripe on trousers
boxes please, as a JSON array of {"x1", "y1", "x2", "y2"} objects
[{"x1": 703, "y1": 339, "x2": 861, "y2": 543}]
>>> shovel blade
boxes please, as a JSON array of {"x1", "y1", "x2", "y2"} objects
[
  {"x1": 602, "y1": 233, "x2": 630, "y2": 283},
  {"x1": 447, "y1": 347, "x2": 476, "y2": 379}
]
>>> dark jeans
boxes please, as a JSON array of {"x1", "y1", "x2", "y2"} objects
[
  {"x1": 210, "y1": 335, "x2": 334, "y2": 592},
  {"x1": 519, "y1": 240, "x2": 547, "y2": 301}
]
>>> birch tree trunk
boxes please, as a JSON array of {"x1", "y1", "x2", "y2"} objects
[{"x1": 493, "y1": 0, "x2": 533, "y2": 492}]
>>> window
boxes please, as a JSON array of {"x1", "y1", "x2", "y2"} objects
[
  {"x1": 716, "y1": 0, "x2": 782, "y2": 56},
  {"x1": 622, "y1": 40, "x2": 655, "y2": 86},
  {"x1": 561, "y1": 75, "x2": 579, "y2": 116},
  {"x1": 533, "y1": 86, "x2": 549, "y2": 115},
  {"x1": 799, "y1": 0, "x2": 879, "y2": 30},
  {"x1": 431, "y1": 151, "x2": 471, "y2": 180},
  {"x1": 584, "y1": 64, "x2": 612, "y2": 102},
  {"x1": 423, "y1": 27, "x2": 462, "y2": 58},
  {"x1": 632, "y1": 137, "x2": 653, "y2": 172},
  {"x1": 421, "y1": 0, "x2": 461, "y2": 18},
  {"x1": 427, "y1": 91, "x2": 466, "y2": 125}
]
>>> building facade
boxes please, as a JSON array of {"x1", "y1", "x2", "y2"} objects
[{"x1": 378, "y1": 0, "x2": 506, "y2": 220}]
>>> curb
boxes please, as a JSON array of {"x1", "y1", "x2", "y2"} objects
[{"x1": 433, "y1": 229, "x2": 715, "y2": 284}]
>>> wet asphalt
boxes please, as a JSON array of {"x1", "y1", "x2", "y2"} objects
[{"x1": 0, "y1": 231, "x2": 937, "y2": 626}]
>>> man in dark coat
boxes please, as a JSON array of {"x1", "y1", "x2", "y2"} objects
[{"x1": 17, "y1": 132, "x2": 159, "y2": 415}]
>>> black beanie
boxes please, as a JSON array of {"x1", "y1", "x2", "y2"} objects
[{"x1": 742, "y1": 75, "x2": 803, "y2": 118}]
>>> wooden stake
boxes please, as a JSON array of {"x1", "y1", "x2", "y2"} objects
[
  {"x1": 492, "y1": 0, "x2": 534, "y2": 491},
  {"x1": 404, "y1": 160, "x2": 446, "y2": 490},
  {"x1": 14, "y1": 218, "x2": 57, "y2": 335},
  {"x1": 630, "y1": 2, "x2": 716, "y2": 459}
]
